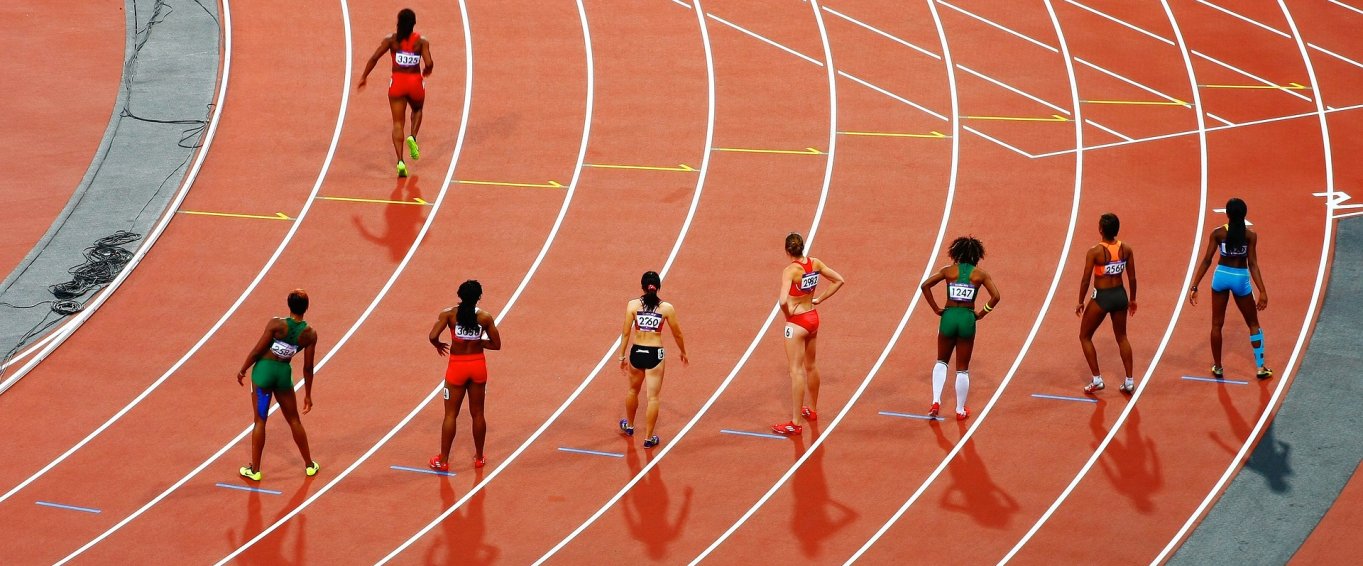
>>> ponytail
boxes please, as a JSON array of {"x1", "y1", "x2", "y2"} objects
[
  {"x1": 455, "y1": 280, "x2": 481, "y2": 332},
  {"x1": 785, "y1": 232, "x2": 805, "y2": 257},
  {"x1": 640, "y1": 271, "x2": 662, "y2": 309},
  {"x1": 396, "y1": 9, "x2": 416, "y2": 44},
  {"x1": 1225, "y1": 198, "x2": 1247, "y2": 249}
]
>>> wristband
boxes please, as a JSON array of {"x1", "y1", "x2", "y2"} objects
[
  {"x1": 1190, "y1": 286, "x2": 1198, "y2": 292},
  {"x1": 983, "y1": 304, "x2": 993, "y2": 313}
]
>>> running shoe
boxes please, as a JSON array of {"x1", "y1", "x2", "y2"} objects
[
  {"x1": 305, "y1": 461, "x2": 320, "y2": 477},
  {"x1": 1211, "y1": 365, "x2": 1225, "y2": 379},
  {"x1": 1119, "y1": 381, "x2": 1135, "y2": 394},
  {"x1": 619, "y1": 419, "x2": 634, "y2": 437},
  {"x1": 1257, "y1": 367, "x2": 1275, "y2": 380},
  {"x1": 956, "y1": 407, "x2": 970, "y2": 421},
  {"x1": 801, "y1": 406, "x2": 818, "y2": 421},
  {"x1": 397, "y1": 160, "x2": 409, "y2": 178},
  {"x1": 429, "y1": 455, "x2": 449, "y2": 472},
  {"x1": 406, "y1": 136, "x2": 420, "y2": 160},
  {"x1": 643, "y1": 436, "x2": 660, "y2": 449},
  {"x1": 772, "y1": 421, "x2": 803, "y2": 436},
  {"x1": 1083, "y1": 381, "x2": 1105, "y2": 394},
  {"x1": 928, "y1": 402, "x2": 941, "y2": 418},
  {"x1": 473, "y1": 456, "x2": 486, "y2": 469},
  {"x1": 239, "y1": 465, "x2": 262, "y2": 481}
]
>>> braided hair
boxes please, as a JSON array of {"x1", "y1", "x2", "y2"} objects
[
  {"x1": 455, "y1": 280, "x2": 481, "y2": 333},
  {"x1": 1225, "y1": 197, "x2": 1247, "y2": 249}
]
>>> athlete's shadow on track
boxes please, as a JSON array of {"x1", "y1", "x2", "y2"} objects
[
  {"x1": 426, "y1": 468, "x2": 498, "y2": 564},
  {"x1": 226, "y1": 477, "x2": 314, "y2": 563},
  {"x1": 622, "y1": 443, "x2": 692, "y2": 559},
  {"x1": 932, "y1": 423, "x2": 1019, "y2": 528},
  {"x1": 353, "y1": 175, "x2": 428, "y2": 263},
  {"x1": 1095, "y1": 407, "x2": 1163, "y2": 513},
  {"x1": 1210, "y1": 379, "x2": 1292, "y2": 492},
  {"x1": 790, "y1": 441, "x2": 858, "y2": 558}
]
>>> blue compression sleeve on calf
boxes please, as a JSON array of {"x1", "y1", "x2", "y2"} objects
[
  {"x1": 255, "y1": 388, "x2": 273, "y2": 420},
  {"x1": 1251, "y1": 330, "x2": 1265, "y2": 368}
]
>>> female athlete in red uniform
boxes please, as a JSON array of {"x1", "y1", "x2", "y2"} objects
[
  {"x1": 1188, "y1": 198, "x2": 1272, "y2": 379},
  {"x1": 773, "y1": 233, "x2": 845, "y2": 436},
  {"x1": 428, "y1": 280, "x2": 501, "y2": 471},
  {"x1": 358, "y1": 8, "x2": 433, "y2": 178},
  {"x1": 1077, "y1": 213, "x2": 1138, "y2": 394},
  {"x1": 617, "y1": 271, "x2": 688, "y2": 449}
]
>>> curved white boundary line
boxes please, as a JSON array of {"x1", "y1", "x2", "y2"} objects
[
  {"x1": 1153, "y1": 1, "x2": 1335, "y2": 562},
  {"x1": 688, "y1": 0, "x2": 961, "y2": 559},
  {"x1": 0, "y1": 0, "x2": 234, "y2": 386},
  {"x1": 534, "y1": 1, "x2": 838, "y2": 561},
  {"x1": 999, "y1": 0, "x2": 1210, "y2": 559},
  {"x1": 846, "y1": 0, "x2": 1087, "y2": 560}
]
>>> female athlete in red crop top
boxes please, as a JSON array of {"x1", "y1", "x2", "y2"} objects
[
  {"x1": 358, "y1": 9, "x2": 434, "y2": 178},
  {"x1": 428, "y1": 280, "x2": 501, "y2": 471},
  {"x1": 1077, "y1": 213, "x2": 1138, "y2": 394},
  {"x1": 773, "y1": 232, "x2": 845, "y2": 436}
]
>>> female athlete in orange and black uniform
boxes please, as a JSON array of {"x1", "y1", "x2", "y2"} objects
[
  {"x1": 428, "y1": 280, "x2": 501, "y2": 471},
  {"x1": 772, "y1": 232, "x2": 845, "y2": 436},
  {"x1": 1188, "y1": 198, "x2": 1272, "y2": 379},
  {"x1": 358, "y1": 8, "x2": 433, "y2": 178},
  {"x1": 1077, "y1": 213, "x2": 1138, "y2": 394}
]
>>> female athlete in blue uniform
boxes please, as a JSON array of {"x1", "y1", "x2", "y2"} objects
[
  {"x1": 919, "y1": 236, "x2": 1001, "y2": 420},
  {"x1": 236, "y1": 290, "x2": 320, "y2": 481},
  {"x1": 1188, "y1": 198, "x2": 1272, "y2": 379}
]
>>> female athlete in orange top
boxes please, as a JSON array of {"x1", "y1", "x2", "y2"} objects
[
  {"x1": 358, "y1": 9, "x2": 433, "y2": 178},
  {"x1": 428, "y1": 280, "x2": 501, "y2": 471},
  {"x1": 1077, "y1": 213, "x2": 1138, "y2": 394},
  {"x1": 773, "y1": 232, "x2": 845, "y2": 436}
]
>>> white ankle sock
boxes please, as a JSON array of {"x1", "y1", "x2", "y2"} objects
[
  {"x1": 955, "y1": 370, "x2": 970, "y2": 412},
  {"x1": 932, "y1": 361, "x2": 947, "y2": 404},
  {"x1": 1092, "y1": 375, "x2": 1104, "y2": 385}
]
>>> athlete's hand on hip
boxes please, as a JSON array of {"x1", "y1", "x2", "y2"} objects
[
  {"x1": 975, "y1": 310, "x2": 987, "y2": 320},
  {"x1": 1257, "y1": 293, "x2": 1269, "y2": 311},
  {"x1": 934, "y1": 307, "x2": 944, "y2": 317},
  {"x1": 302, "y1": 394, "x2": 313, "y2": 414},
  {"x1": 1188, "y1": 289, "x2": 1199, "y2": 306}
]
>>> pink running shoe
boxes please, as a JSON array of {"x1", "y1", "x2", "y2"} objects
[
  {"x1": 429, "y1": 455, "x2": 450, "y2": 472},
  {"x1": 928, "y1": 402, "x2": 941, "y2": 418},
  {"x1": 772, "y1": 421, "x2": 803, "y2": 435},
  {"x1": 956, "y1": 407, "x2": 970, "y2": 421},
  {"x1": 801, "y1": 406, "x2": 818, "y2": 421}
]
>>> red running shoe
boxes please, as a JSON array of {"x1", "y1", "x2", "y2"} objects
[
  {"x1": 956, "y1": 407, "x2": 970, "y2": 421},
  {"x1": 473, "y1": 456, "x2": 486, "y2": 469},
  {"x1": 429, "y1": 455, "x2": 449, "y2": 472},
  {"x1": 928, "y1": 402, "x2": 941, "y2": 418},
  {"x1": 772, "y1": 421, "x2": 803, "y2": 435},
  {"x1": 801, "y1": 406, "x2": 818, "y2": 420}
]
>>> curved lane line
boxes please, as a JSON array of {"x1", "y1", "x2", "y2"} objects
[
  {"x1": 845, "y1": 0, "x2": 1087, "y2": 560},
  {"x1": 1153, "y1": 2, "x2": 1336, "y2": 561},
  {"x1": 998, "y1": 0, "x2": 1211, "y2": 558}
]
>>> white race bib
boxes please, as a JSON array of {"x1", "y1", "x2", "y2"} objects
[
  {"x1": 1102, "y1": 260, "x2": 1127, "y2": 276},
  {"x1": 799, "y1": 272, "x2": 820, "y2": 292},
  {"x1": 395, "y1": 51, "x2": 420, "y2": 67},
  {"x1": 269, "y1": 340, "x2": 300, "y2": 360},
  {"x1": 454, "y1": 324, "x2": 483, "y2": 341},
  {"x1": 636, "y1": 311, "x2": 663, "y2": 332},
  {"x1": 947, "y1": 282, "x2": 977, "y2": 302}
]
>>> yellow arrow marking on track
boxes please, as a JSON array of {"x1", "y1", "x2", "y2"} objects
[
  {"x1": 839, "y1": 130, "x2": 947, "y2": 138},
  {"x1": 965, "y1": 114, "x2": 1070, "y2": 122},
  {"x1": 584, "y1": 163, "x2": 696, "y2": 172},
  {"x1": 1082, "y1": 99, "x2": 1190, "y2": 107},
  {"x1": 712, "y1": 147, "x2": 825, "y2": 155},
  {"x1": 178, "y1": 210, "x2": 292, "y2": 221},
  {"x1": 319, "y1": 196, "x2": 431, "y2": 205},
  {"x1": 1199, "y1": 82, "x2": 1309, "y2": 90},
  {"x1": 457, "y1": 179, "x2": 565, "y2": 189}
]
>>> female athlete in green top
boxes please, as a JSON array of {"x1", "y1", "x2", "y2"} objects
[
  {"x1": 919, "y1": 236, "x2": 1000, "y2": 420},
  {"x1": 235, "y1": 289, "x2": 320, "y2": 481}
]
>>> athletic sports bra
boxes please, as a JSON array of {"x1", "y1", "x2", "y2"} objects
[
  {"x1": 634, "y1": 301, "x2": 664, "y2": 334},
  {"x1": 1219, "y1": 225, "x2": 1249, "y2": 257},
  {"x1": 1093, "y1": 241, "x2": 1127, "y2": 277},
  {"x1": 269, "y1": 318, "x2": 307, "y2": 361},
  {"x1": 392, "y1": 33, "x2": 422, "y2": 69},
  {"x1": 452, "y1": 308, "x2": 484, "y2": 342},
  {"x1": 947, "y1": 264, "x2": 978, "y2": 303},
  {"x1": 788, "y1": 258, "x2": 820, "y2": 297}
]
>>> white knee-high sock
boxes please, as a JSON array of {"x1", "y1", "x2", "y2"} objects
[
  {"x1": 932, "y1": 361, "x2": 947, "y2": 404},
  {"x1": 955, "y1": 370, "x2": 970, "y2": 412}
]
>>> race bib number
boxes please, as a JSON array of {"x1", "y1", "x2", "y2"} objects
[
  {"x1": 269, "y1": 340, "x2": 299, "y2": 360},
  {"x1": 784, "y1": 326, "x2": 794, "y2": 339},
  {"x1": 1102, "y1": 261, "x2": 1127, "y2": 276},
  {"x1": 395, "y1": 51, "x2": 420, "y2": 66},
  {"x1": 799, "y1": 272, "x2": 820, "y2": 292},
  {"x1": 636, "y1": 312, "x2": 663, "y2": 332},
  {"x1": 454, "y1": 324, "x2": 483, "y2": 340},
  {"x1": 947, "y1": 282, "x2": 977, "y2": 302}
]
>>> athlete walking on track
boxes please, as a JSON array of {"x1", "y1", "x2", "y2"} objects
[
  {"x1": 1077, "y1": 213, "x2": 1138, "y2": 395},
  {"x1": 617, "y1": 271, "x2": 688, "y2": 449},
  {"x1": 236, "y1": 289, "x2": 320, "y2": 481},
  {"x1": 1188, "y1": 198, "x2": 1273, "y2": 379},
  {"x1": 429, "y1": 280, "x2": 501, "y2": 471},
  {"x1": 773, "y1": 232, "x2": 845, "y2": 436},
  {"x1": 919, "y1": 236, "x2": 1000, "y2": 420},
  {"x1": 358, "y1": 8, "x2": 433, "y2": 178}
]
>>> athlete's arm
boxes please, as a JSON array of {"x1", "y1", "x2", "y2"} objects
[
  {"x1": 977, "y1": 268, "x2": 1001, "y2": 320},
  {"x1": 429, "y1": 309, "x2": 450, "y2": 356},
  {"x1": 1124, "y1": 245, "x2": 1138, "y2": 316},
  {"x1": 480, "y1": 310, "x2": 502, "y2": 350},
  {"x1": 1248, "y1": 231, "x2": 1268, "y2": 310},
  {"x1": 1188, "y1": 230, "x2": 1220, "y2": 306},
  {"x1": 357, "y1": 36, "x2": 392, "y2": 88},
  {"x1": 919, "y1": 268, "x2": 946, "y2": 316},
  {"x1": 1076, "y1": 247, "x2": 1097, "y2": 316},
  {"x1": 618, "y1": 301, "x2": 637, "y2": 370},
  {"x1": 812, "y1": 258, "x2": 845, "y2": 305},
  {"x1": 420, "y1": 38, "x2": 434, "y2": 76},
  {"x1": 663, "y1": 303, "x2": 689, "y2": 366},
  {"x1": 237, "y1": 319, "x2": 277, "y2": 385},
  {"x1": 777, "y1": 267, "x2": 796, "y2": 317},
  {"x1": 301, "y1": 329, "x2": 317, "y2": 414}
]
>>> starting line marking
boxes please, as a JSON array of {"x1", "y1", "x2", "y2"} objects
[
  {"x1": 557, "y1": 447, "x2": 625, "y2": 459},
  {"x1": 720, "y1": 429, "x2": 788, "y2": 440},
  {"x1": 1181, "y1": 375, "x2": 1250, "y2": 385},
  {"x1": 584, "y1": 163, "x2": 696, "y2": 172},
  {"x1": 879, "y1": 410, "x2": 945, "y2": 422},
  {"x1": 712, "y1": 147, "x2": 825, "y2": 155},
  {"x1": 457, "y1": 179, "x2": 565, "y2": 189},
  {"x1": 177, "y1": 210, "x2": 292, "y2": 221},
  {"x1": 965, "y1": 114, "x2": 1070, "y2": 122},
  {"x1": 319, "y1": 196, "x2": 430, "y2": 206},
  {"x1": 35, "y1": 501, "x2": 101, "y2": 514},
  {"x1": 1200, "y1": 82, "x2": 1310, "y2": 90},
  {"x1": 1031, "y1": 393, "x2": 1099, "y2": 404},
  {"x1": 215, "y1": 483, "x2": 282, "y2": 495},
  {"x1": 839, "y1": 130, "x2": 948, "y2": 138},
  {"x1": 390, "y1": 465, "x2": 456, "y2": 477},
  {"x1": 1082, "y1": 99, "x2": 1190, "y2": 107}
]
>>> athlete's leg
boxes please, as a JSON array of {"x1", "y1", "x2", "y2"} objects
[
  {"x1": 1079, "y1": 300, "x2": 1108, "y2": 377},
  {"x1": 1211, "y1": 291, "x2": 1229, "y2": 369},
  {"x1": 642, "y1": 363, "x2": 665, "y2": 439},
  {"x1": 248, "y1": 386, "x2": 268, "y2": 470},
  {"x1": 440, "y1": 384, "x2": 468, "y2": 463},
  {"x1": 467, "y1": 382, "x2": 487, "y2": 460},
  {"x1": 785, "y1": 324, "x2": 810, "y2": 425},
  {"x1": 803, "y1": 336, "x2": 820, "y2": 414},
  {"x1": 624, "y1": 365, "x2": 644, "y2": 427},
  {"x1": 409, "y1": 99, "x2": 424, "y2": 140},
  {"x1": 955, "y1": 337, "x2": 974, "y2": 413},
  {"x1": 1110, "y1": 309, "x2": 1134, "y2": 380},
  {"x1": 933, "y1": 334, "x2": 955, "y2": 405},
  {"x1": 1232, "y1": 292, "x2": 1266, "y2": 368},
  {"x1": 389, "y1": 97, "x2": 408, "y2": 161},
  {"x1": 273, "y1": 387, "x2": 313, "y2": 466}
]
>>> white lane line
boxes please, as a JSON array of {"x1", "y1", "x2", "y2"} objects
[
  {"x1": 1309, "y1": 42, "x2": 1363, "y2": 70},
  {"x1": 1196, "y1": 51, "x2": 1312, "y2": 104},
  {"x1": 533, "y1": 0, "x2": 838, "y2": 560},
  {"x1": 1074, "y1": 57, "x2": 1189, "y2": 106},
  {"x1": 1155, "y1": 2, "x2": 1337, "y2": 561},
  {"x1": 1205, "y1": 112, "x2": 1235, "y2": 126},
  {"x1": 847, "y1": 0, "x2": 1088, "y2": 559},
  {"x1": 707, "y1": 13, "x2": 823, "y2": 66},
  {"x1": 937, "y1": 0, "x2": 1058, "y2": 53},
  {"x1": 1065, "y1": 0, "x2": 1173, "y2": 46},
  {"x1": 1086, "y1": 118, "x2": 1134, "y2": 141},
  {"x1": 957, "y1": 64, "x2": 1071, "y2": 115},
  {"x1": 377, "y1": 0, "x2": 712, "y2": 561},
  {"x1": 1195, "y1": 0, "x2": 1290, "y2": 38},
  {"x1": 691, "y1": 0, "x2": 962, "y2": 558},
  {"x1": 822, "y1": 5, "x2": 941, "y2": 60},
  {"x1": 1328, "y1": 0, "x2": 1363, "y2": 16},
  {"x1": 671, "y1": 0, "x2": 692, "y2": 9},
  {"x1": 963, "y1": 125, "x2": 1038, "y2": 158},
  {"x1": 999, "y1": 0, "x2": 1211, "y2": 558},
  {"x1": 838, "y1": 70, "x2": 948, "y2": 121}
]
